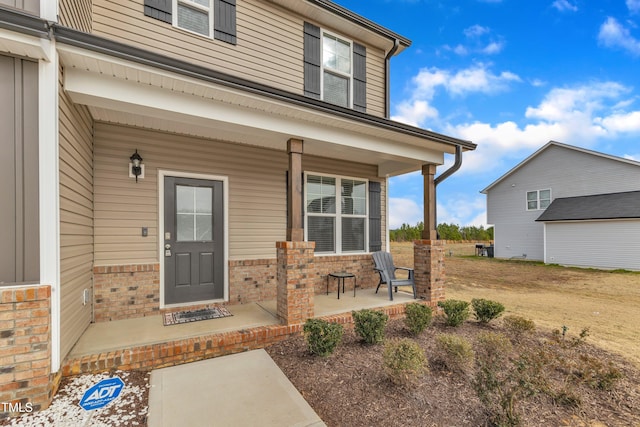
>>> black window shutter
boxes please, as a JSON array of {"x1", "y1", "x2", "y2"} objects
[
  {"x1": 144, "y1": 0, "x2": 172, "y2": 24},
  {"x1": 304, "y1": 22, "x2": 321, "y2": 99},
  {"x1": 369, "y1": 181, "x2": 382, "y2": 252},
  {"x1": 214, "y1": 0, "x2": 237, "y2": 44},
  {"x1": 353, "y1": 42, "x2": 367, "y2": 112}
]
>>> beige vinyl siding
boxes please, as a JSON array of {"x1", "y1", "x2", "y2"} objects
[
  {"x1": 365, "y1": 46, "x2": 385, "y2": 117},
  {"x1": 91, "y1": 0, "x2": 387, "y2": 117},
  {"x1": 92, "y1": 0, "x2": 303, "y2": 94},
  {"x1": 59, "y1": 0, "x2": 93, "y2": 32},
  {"x1": 93, "y1": 123, "x2": 387, "y2": 265},
  {"x1": 0, "y1": 0, "x2": 38, "y2": 15},
  {"x1": 59, "y1": 65, "x2": 94, "y2": 359},
  {"x1": 93, "y1": 123, "x2": 287, "y2": 265}
]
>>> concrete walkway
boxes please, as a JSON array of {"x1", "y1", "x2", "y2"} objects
[{"x1": 148, "y1": 349, "x2": 326, "y2": 427}]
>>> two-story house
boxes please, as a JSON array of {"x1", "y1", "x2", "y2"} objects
[
  {"x1": 0, "y1": 0, "x2": 475, "y2": 411},
  {"x1": 482, "y1": 141, "x2": 640, "y2": 270}
]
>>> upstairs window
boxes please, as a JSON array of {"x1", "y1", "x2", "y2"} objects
[
  {"x1": 304, "y1": 22, "x2": 367, "y2": 112},
  {"x1": 322, "y1": 32, "x2": 352, "y2": 108},
  {"x1": 176, "y1": 0, "x2": 213, "y2": 37},
  {"x1": 526, "y1": 189, "x2": 551, "y2": 210},
  {"x1": 144, "y1": 0, "x2": 237, "y2": 44}
]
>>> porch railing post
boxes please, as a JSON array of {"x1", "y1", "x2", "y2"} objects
[
  {"x1": 421, "y1": 164, "x2": 438, "y2": 240},
  {"x1": 276, "y1": 241, "x2": 315, "y2": 325},
  {"x1": 287, "y1": 138, "x2": 304, "y2": 242}
]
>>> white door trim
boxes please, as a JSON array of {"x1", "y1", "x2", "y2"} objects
[{"x1": 158, "y1": 169, "x2": 229, "y2": 308}]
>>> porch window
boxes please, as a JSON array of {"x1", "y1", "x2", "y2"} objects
[
  {"x1": 176, "y1": 0, "x2": 212, "y2": 37},
  {"x1": 526, "y1": 189, "x2": 551, "y2": 210},
  {"x1": 306, "y1": 174, "x2": 368, "y2": 254}
]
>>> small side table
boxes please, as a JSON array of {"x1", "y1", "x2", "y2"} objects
[{"x1": 327, "y1": 272, "x2": 356, "y2": 299}]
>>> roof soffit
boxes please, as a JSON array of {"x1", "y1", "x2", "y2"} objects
[{"x1": 59, "y1": 44, "x2": 451, "y2": 175}]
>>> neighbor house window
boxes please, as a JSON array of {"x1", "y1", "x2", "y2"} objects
[
  {"x1": 175, "y1": 0, "x2": 213, "y2": 37},
  {"x1": 322, "y1": 32, "x2": 352, "y2": 108},
  {"x1": 306, "y1": 174, "x2": 367, "y2": 253},
  {"x1": 526, "y1": 189, "x2": 551, "y2": 210}
]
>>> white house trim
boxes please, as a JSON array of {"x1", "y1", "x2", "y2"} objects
[
  {"x1": 158, "y1": 170, "x2": 230, "y2": 309},
  {"x1": 39, "y1": 43, "x2": 61, "y2": 371}
]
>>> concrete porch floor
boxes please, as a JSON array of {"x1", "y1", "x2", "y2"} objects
[{"x1": 67, "y1": 288, "x2": 416, "y2": 361}]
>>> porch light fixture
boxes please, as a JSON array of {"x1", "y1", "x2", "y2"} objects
[{"x1": 129, "y1": 149, "x2": 144, "y2": 182}]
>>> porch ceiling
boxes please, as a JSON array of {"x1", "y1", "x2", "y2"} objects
[{"x1": 58, "y1": 44, "x2": 449, "y2": 177}]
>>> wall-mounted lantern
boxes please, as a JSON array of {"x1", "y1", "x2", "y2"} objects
[{"x1": 129, "y1": 149, "x2": 144, "y2": 182}]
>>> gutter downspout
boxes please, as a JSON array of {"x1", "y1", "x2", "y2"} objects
[
  {"x1": 433, "y1": 144, "x2": 463, "y2": 238},
  {"x1": 384, "y1": 39, "x2": 400, "y2": 119}
]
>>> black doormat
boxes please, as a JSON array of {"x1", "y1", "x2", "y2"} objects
[{"x1": 163, "y1": 307, "x2": 233, "y2": 326}]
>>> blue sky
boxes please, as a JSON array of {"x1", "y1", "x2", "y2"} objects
[{"x1": 333, "y1": 0, "x2": 640, "y2": 229}]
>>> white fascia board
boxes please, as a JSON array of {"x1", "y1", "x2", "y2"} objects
[
  {"x1": 39, "y1": 43, "x2": 61, "y2": 371},
  {"x1": 63, "y1": 66, "x2": 443, "y2": 164},
  {"x1": 0, "y1": 28, "x2": 52, "y2": 60}
]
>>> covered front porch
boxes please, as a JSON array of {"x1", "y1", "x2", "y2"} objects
[{"x1": 62, "y1": 289, "x2": 417, "y2": 375}]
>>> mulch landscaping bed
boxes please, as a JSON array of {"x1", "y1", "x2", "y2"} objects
[{"x1": 266, "y1": 317, "x2": 640, "y2": 427}]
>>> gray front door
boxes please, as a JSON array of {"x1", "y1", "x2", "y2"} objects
[{"x1": 164, "y1": 177, "x2": 224, "y2": 305}]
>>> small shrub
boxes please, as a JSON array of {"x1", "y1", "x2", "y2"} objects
[
  {"x1": 404, "y1": 303, "x2": 433, "y2": 335},
  {"x1": 303, "y1": 318, "x2": 343, "y2": 357},
  {"x1": 383, "y1": 338, "x2": 428, "y2": 386},
  {"x1": 575, "y1": 355, "x2": 622, "y2": 390},
  {"x1": 433, "y1": 333, "x2": 475, "y2": 374},
  {"x1": 503, "y1": 315, "x2": 535, "y2": 342},
  {"x1": 471, "y1": 298, "x2": 505, "y2": 324},
  {"x1": 474, "y1": 332, "x2": 520, "y2": 426},
  {"x1": 352, "y1": 309, "x2": 388, "y2": 344},
  {"x1": 437, "y1": 299, "x2": 470, "y2": 327}
]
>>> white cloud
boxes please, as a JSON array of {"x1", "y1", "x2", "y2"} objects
[
  {"x1": 389, "y1": 198, "x2": 423, "y2": 229},
  {"x1": 623, "y1": 154, "x2": 640, "y2": 161},
  {"x1": 437, "y1": 196, "x2": 487, "y2": 226},
  {"x1": 598, "y1": 17, "x2": 640, "y2": 56},
  {"x1": 628, "y1": 0, "x2": 640, "y2": 14},
  {"x1": 409, "y1": 64, "x2": 520, "y2": 101},
  {"x1": 464, "y1": 25, "x2": 490, "y2": 38},
  {"x1": 552, "y1": 0, "x2": 578, "y2": 12},
  {"x1": 481, "y1": 41, "x2": 505, "y2": 54},
  {"x1": 597, "y1": 111, "x2": 640, "y2": 132},
  {"x1": 392, "y1": 100, "x2": 439, "y2": 126},
  {"x1": 439, "y1": 82, "x2": 640, "y2": 176}
]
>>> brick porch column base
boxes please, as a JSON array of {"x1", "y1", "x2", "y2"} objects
[
  {"x1": 414, "y1": 240, "x2": 446, "y2": 302},
  {"x1": 276, "y1": 241, "x2": 315, "y2": 325}
]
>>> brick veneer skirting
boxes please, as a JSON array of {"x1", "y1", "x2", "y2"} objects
[
  {"x1": 62, "y1": 301, "x2": 421, "y2": 376},
  {"x1": 0, "y1": 285, "x2": 55, "y2": 418},
  {"x1": 93, "y1": 264, "x2": 161, "y2": 322}
]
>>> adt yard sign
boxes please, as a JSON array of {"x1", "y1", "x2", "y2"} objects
[{"x1": 79, "y1": 377, "x2": 125, "y2": 411}]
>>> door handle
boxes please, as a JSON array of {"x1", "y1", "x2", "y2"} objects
[
  {"x1": 165, "y1": 243, "x2": 171, "y2": 257},
  {"x1": 165, "y1": 244, "x2": 171, "y2": 249}
]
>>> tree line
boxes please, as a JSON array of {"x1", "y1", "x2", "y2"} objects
[{"x1": 390, "y1": 222, "x2": 494, "y2": 242}]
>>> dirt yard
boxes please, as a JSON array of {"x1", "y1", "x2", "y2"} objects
[
  {"x1": 392, "y1": 242, "x2": 640, "y2": 368},
  {"x1": 266, "y1": 243, "x2": 640, "y2": 426}
]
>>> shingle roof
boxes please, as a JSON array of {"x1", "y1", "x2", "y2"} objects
[{"x1": 536, "y1": 191, "x2": 640, "y2": 222}]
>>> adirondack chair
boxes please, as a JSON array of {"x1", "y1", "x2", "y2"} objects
[{"x1": 372, "y1": 251, "x2": 417, "y2": 301}]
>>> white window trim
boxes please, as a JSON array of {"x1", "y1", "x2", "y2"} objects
[
  {"x1": 526, "y1": 188, "x2": 552, "y2": 211},
  {"x1": 304, "y1": 172, "x2": 369, "y2": 255},
  {"x1": 173, "y1": 0, "x2": 214, "y2": 39},
  {"x1": 320, "y1": 29, "x2": 354, "y2": 109}
]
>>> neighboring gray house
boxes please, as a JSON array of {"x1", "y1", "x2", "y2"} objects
[{"x1": 481, "y1": 141, "x2": 640, "y2": 270}]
